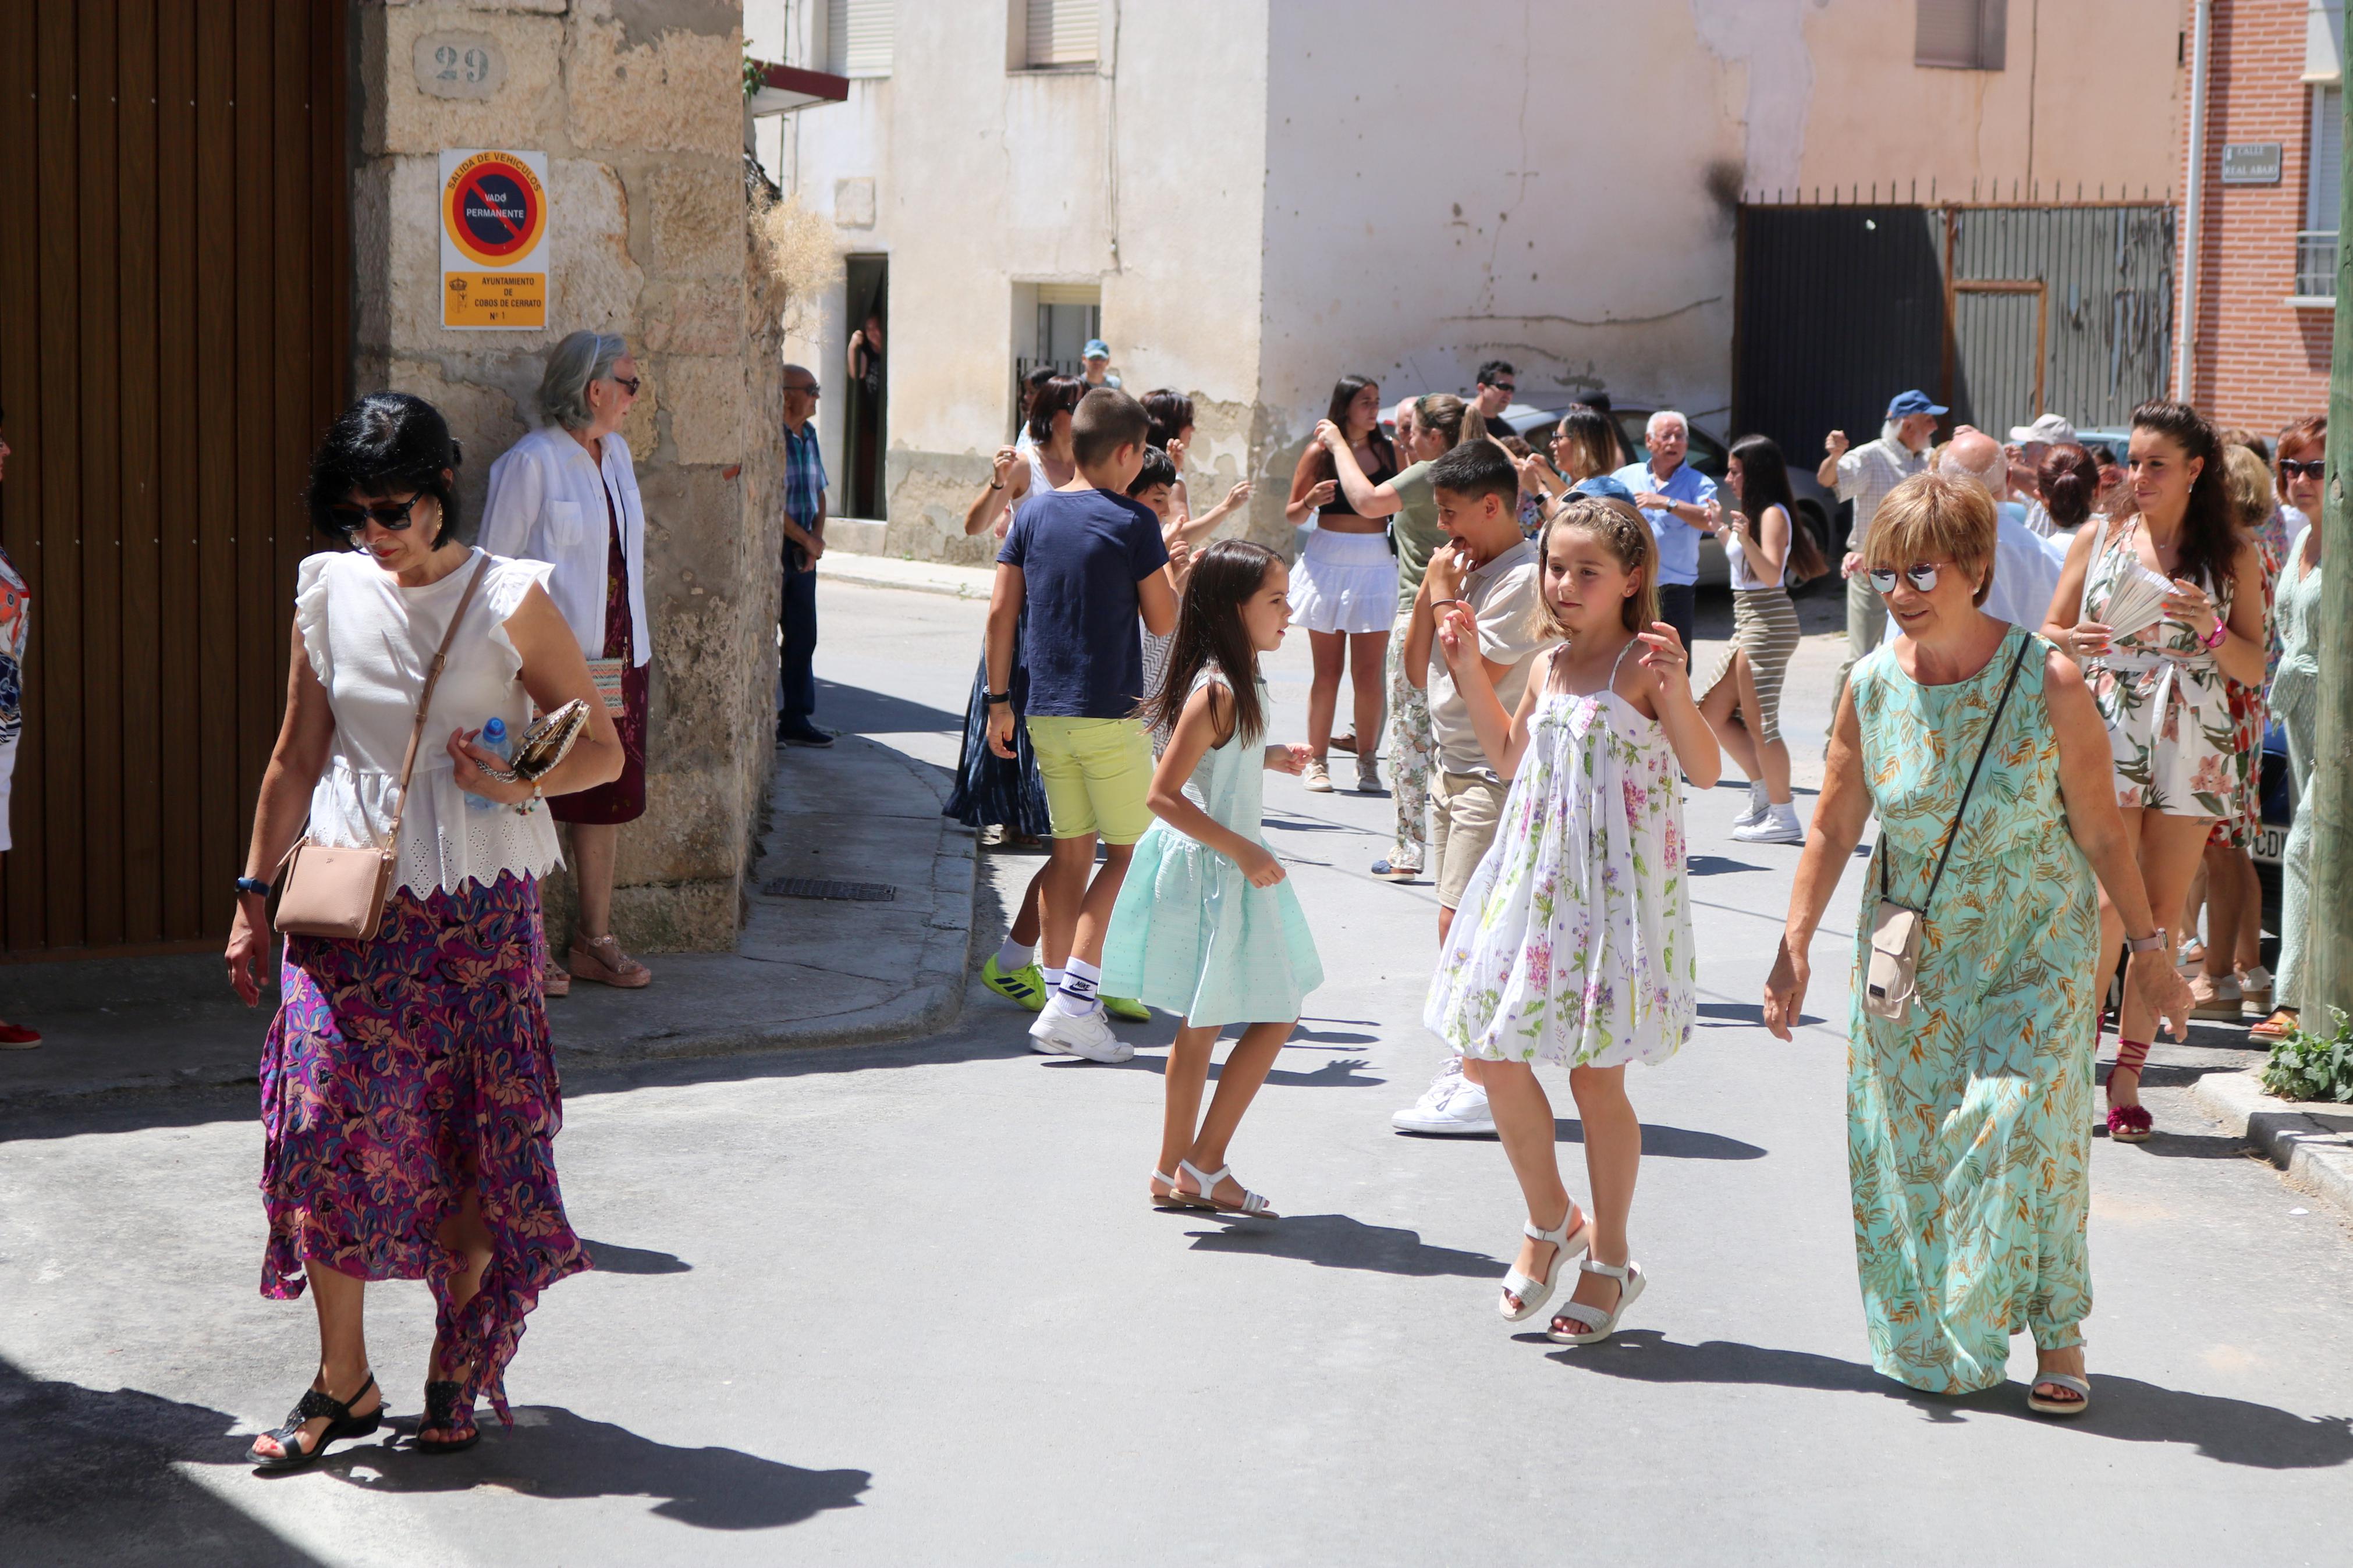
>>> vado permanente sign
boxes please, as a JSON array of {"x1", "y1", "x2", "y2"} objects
[{"x1": 439, "y1": 148, "x2": 549, "y2": 329}]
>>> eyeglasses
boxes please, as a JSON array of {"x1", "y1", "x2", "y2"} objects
[
  {"x1": 1492, "y1": 383, "x2": 1516, "y2": 396},
  {"x1": 1867, "y1": 562, "x2": 1942, "y2": 594},
  {"x1": 2280, "y1": 458, "x2": 2326, "y2": 479},
  {"x1": 326, "y1": 494, "x2": 423, "y2": 536},
  {"x1": 609, "y1": 375, "x2": 642, "y2": 397},
  {"x1": 785, "y1": 382, "x2": 822, "y2": 399}
]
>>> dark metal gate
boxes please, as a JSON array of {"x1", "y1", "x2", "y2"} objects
[{"x1": 1736, "y1": 203, "x2": 2174, "y2": 468}]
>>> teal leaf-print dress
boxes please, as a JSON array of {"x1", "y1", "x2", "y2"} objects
[
  {"x1": 1848, "y1": 627, "x2": 2099, "y2": 1393},
  {"x1": 1425, "y1": 646, "x2": 1694, "y2": 1069}
]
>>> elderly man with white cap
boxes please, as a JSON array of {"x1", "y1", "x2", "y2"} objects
[
  {"x1": 1818, "y1": 389, "x2": 1943, "y2": 713},
  {"x1": 2006, "y1": 411, "x2": 2077, "y2": 536}
]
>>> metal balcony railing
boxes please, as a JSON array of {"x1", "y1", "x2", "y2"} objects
[{"x1": 2295, "y1": 230, "x2": 2338, "y2": 299}]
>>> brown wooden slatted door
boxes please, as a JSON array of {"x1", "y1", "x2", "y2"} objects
[{"x1": 0, "y1": 0, "x2": 347, "y2": 958}]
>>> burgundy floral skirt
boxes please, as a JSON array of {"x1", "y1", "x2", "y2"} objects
[{"x1": 259, "y1": 871, "x2": 587, "y2": 1425}]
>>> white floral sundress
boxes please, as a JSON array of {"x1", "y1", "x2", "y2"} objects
[
  {"x1": 2081, "y1": 515, "x2": 2234, "y2": 817},
  {"x1": 1425, "y1": 642, "x2": 1694, "y2": 1068}
]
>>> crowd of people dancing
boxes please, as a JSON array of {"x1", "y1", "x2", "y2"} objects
[{"x1": 942, "y1": 366, "x2": 2320, "y2": 1417}]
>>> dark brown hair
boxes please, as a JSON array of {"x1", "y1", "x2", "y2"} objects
[
  {"x1": 1071, "y1": 386, "x2": 1151, "y2": 467},
  {"x1": 1141, "y1": 388, "x2": 1195, "y2": 450},
  {"x1": 2035, "y1": 441, "x2": 2102, "y2": 529},
  {"x1": 1027, "y1": 375, "x2": 1084, "y2": 445},
  {"x1": 2129, "y1": 400, "x2": 2238, "y2": 591},
  {"x1": 1134, "y1": 539, "x2": 1278, "y2": 745}
]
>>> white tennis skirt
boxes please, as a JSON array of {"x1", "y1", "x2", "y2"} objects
[{"x1": 1290, "y1": 526, "x2": 1399, "y2": 635}]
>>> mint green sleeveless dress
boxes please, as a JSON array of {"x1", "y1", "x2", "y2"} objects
[
  {"x1": 1099, "y1": 669, "x2": 1323, "y2": 1027},
  {"x1": 1847, "y1": 626, "x2": 2100, "y2": 1393}
]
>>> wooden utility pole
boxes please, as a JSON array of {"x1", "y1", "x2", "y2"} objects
[{"x1": 2306, "y1": 0, "x2": 2353, "y2": 1018}]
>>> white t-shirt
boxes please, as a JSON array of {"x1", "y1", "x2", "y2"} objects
[
  {"x1": 296, "y1": 548, "x2": 564, "y2": 899},
  {"x1": 1426, "y1": 538, "x2": 1552, "y2": 780}
]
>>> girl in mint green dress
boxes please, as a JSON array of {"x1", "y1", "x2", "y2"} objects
[{"x1": 1103, "y1": 541, "x2": 1322, "y2": 1218}]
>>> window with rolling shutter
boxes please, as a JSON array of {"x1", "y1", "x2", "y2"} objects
[
  {"x1": 1025, "y1": 0, "x2": 1098, "y2": 69},
  {"x1": 1916, "y1": 0, "x2": 2006, "y2": 71},
  {"x1": 825, "y1": 0, "x2": 894, "y2": 77}
]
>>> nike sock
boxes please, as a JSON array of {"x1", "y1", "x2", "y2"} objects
[
  {"x1": 996, "y1": 938, "x2": 1034, "y2": 972},
  {"x1": 1058, "y1": 957, "x2": 1103, "y2": 1015}
]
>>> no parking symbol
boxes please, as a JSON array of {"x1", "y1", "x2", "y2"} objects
[{"x1": 439, "y1": 148, "x2": 549, "y2": 329}]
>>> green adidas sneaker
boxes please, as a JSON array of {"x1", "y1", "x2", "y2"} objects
[
  {"x1": 983, "y1": 955, "x2": 1048, "y2": 1012},
  {"x1": 1102, "y1": 994, "x2": 1151, "y2": 1023}
]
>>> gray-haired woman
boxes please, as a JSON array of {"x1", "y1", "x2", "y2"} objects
[{"x1": 480, "y1": 330, "x2": 653, "y2": 994}]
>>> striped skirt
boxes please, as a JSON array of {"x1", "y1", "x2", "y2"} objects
[{"x1": 1702, "y1": 586, "x2": 1801, "y2": 744}]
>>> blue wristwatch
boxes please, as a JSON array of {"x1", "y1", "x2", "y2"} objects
[{"x1": 236, "y1": 876, "x2": 273, "y2": 898}]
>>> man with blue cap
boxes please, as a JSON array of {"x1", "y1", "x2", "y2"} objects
[
  {"x1": 1817, "y1": 389, "x2": 1943, "y2": 710},
  {"x1": 1080, "y1": 339, "x2": 1121, "y2": 390}
]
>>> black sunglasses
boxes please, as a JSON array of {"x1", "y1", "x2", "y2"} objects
[
  {"x1": 327, "y1": 494, "x2": 424, "y2": 536},
  {"x1": 2280, "y1": 458, "x2": 2325, "y2": 479},
  {"x1": 786, "y1": 382, "x2": 822, "y2": 399},
  {"x1": 609, "y1": 375, "x2": 642, "y2": 397}
]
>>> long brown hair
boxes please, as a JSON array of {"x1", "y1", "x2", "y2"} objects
[
  {"x1": 1133, "y1": 539, "x2": 1279, "y2": 745},
  {"x1": 2130, "y1": 399, "x2": 2238, "y2": 589}
]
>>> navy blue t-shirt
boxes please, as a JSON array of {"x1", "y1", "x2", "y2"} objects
[{"x1": 999, "y1": 486, "x2": 1171, "y2": 719}]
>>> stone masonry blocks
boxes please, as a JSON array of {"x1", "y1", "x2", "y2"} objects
[{"x1": 566, "y1": 13, "x2": 744, "y2": 157}]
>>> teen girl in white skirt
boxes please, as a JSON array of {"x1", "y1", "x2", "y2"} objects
[{"x1": 1284, "y1": 375, "x2": 1399, "y2": 793}]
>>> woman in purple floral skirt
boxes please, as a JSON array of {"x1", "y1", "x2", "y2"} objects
[{"x1": 225, "y1": 393, "x2": 623, "y2": 1468}]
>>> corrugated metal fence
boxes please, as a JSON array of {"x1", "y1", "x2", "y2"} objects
[
  {"x1": 0, "y1": 1, "x2": 348, "y2": 958},
  {"x1": 1736, "y1": 202, "x2": 2175, "y2": 467}
]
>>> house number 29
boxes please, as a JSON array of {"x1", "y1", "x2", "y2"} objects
[
  {"x1": 435, "y1": 45, "x2": 492, "y2": 85},
  {"x1": 413, "y1": 32, "x2": 506, "y2": 101}
]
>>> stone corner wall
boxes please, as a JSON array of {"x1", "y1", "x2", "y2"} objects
[{"x1": 354, "y1": 0, "x2": 780, "y2": 954}]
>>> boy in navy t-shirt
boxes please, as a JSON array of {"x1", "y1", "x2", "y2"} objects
[{"x1": 986, "y1": 387, "x2": 1177, "y2": 1061}]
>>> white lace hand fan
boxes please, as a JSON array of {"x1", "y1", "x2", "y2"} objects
[{"x1": 2098, "y1": 562, "x2": 2174, "y2": 642}]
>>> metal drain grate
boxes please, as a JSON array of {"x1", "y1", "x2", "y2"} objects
[{"x1": 762, "y1": 877, "x2": 898, "y2": 902}]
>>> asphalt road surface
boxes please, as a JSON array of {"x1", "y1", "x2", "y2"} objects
[{"x1": 3, "y1": 577, "x2": 2348, "y2": 1566}]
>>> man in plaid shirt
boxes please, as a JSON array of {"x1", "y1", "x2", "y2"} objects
[
  {"x1": 1817, "y1": 388, "x2": 1943, "y2": 713},
  {"x1": 778, "y1": 363, "x2": 832, "y2": 747}
]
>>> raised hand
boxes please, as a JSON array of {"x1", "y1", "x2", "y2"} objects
[
  {"x1": 1266, "y1": 743, "x2": 1311, "y2": 776},
  {"x1": 1824, "y1": 429, "x2": 1850, "y2": 460},
  {"x1": 1636, "y1": 621, "x2": 1691, "y2": 699},
  {"x1": 1304, "y1": 478, "x2": 1338, "y2": 509}
]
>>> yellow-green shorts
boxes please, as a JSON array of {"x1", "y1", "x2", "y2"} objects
[{"x1": 1025, "y1": 716, "x2": 1155, "y2": 845}]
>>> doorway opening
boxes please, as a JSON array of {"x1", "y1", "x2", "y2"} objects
[{"x1": 844, "y1": 256, "x2": 888, "y2": 519}]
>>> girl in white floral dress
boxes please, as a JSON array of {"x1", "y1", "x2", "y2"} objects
[{"x1": 1424, "y1": 496, "x2": 1720, "y2": 1346}]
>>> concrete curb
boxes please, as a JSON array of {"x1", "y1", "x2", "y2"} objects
[
  {"x1": 821, "y1": 553, "x2": 996, "y2": 600},
  {"x1": 2187, "y1": 1064, "x2": 2353, "y2": 1221}
]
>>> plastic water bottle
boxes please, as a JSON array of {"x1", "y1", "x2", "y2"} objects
[{"x1": 467, "y1": 717, "x2": 510, "y2": 812}]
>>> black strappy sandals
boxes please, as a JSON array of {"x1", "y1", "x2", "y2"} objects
[{"x1": 249, "y1": 1373, "x2": 382, "y2": 1470}]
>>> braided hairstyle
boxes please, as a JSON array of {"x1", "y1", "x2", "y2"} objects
[{"x1": 1533, "y1": 495, "x2": 1660, "y2": 639}]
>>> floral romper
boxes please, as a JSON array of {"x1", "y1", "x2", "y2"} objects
[{"x1": 2081, "y1": 516, "x2": 2235, "y2": 818}]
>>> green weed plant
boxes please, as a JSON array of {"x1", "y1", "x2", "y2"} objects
[{"x1": 2262, "y1": 1007, "x2": 2353, "y2": 1104}]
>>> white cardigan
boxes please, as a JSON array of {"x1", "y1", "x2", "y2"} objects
[{"x1": 478, "y1": 424, "x2": 652, "y2": 667}]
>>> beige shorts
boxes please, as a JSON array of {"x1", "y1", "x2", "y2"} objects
[{"x1": 1432, "y1": 770, "x2": 1508, "y2": 910}]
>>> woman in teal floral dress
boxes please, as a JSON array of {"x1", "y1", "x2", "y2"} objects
[
  {"x1": 2042, "y1": 402, "x2": 2267, "y2": 1140},
  {"x1": 1767, "y1": 472, "x2": 2190, "y2": 1415}
]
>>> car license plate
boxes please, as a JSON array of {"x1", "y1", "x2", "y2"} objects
[{"x1": 2252, "y1": 822, "x2": 2286, "y2": 866}]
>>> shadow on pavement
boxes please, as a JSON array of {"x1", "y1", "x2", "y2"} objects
[
  {"x1": 1184, "y1": 1213, "x2": 1501, "y2": 1277},
  {"x1": 1557, "y1": 1119, "x2": 1767, "y2": 1160},
  {"x1": 1686, "y1": 855, "x2": 1769, "y2": 877},
  {"x1": 318, "y1": 1406, "x2": 870, "y2": 1530},
  {"x1": 583, "y1": 1240, "x2": 693, "y2": 1274},
  {"x1": 1544, "y1": 1332, "x2": 2353, "y2": 1469},
  {"x1": 811, "y1": 676, "x2": 961, "y2": 736},
  {"x1": 1042, "y1": 1055, "x2": 1385, "y2": 1088},
  {"x1": 0, "y1": 1360, "x2": 326, "y2": 1566}
]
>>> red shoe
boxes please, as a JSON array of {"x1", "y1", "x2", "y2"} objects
[
  {"x1": 2105, "y1": 1038, "x2": 2153, "y2": 1143},
  {"x1": 0, "y1": 1020, "x2": 40, "y2": 1048}
]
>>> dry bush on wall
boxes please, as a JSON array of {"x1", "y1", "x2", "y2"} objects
[{"x1": 752, "y1": 192, "x2": 843, "y2": 339}]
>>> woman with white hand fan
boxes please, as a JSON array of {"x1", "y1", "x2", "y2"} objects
[{"x1": 2044, "y1": 401, "x2": 2267, "y2": 1143}]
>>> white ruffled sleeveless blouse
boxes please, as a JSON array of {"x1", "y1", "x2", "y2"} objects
[{"x1": 295, "y1": 547, "x2": 564, "y2": 900}]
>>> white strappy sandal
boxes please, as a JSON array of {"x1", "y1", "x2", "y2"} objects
[
  {"x1": 1149, "y1": 1169, "x2": 1185, "y2": 1210},
  {"x1": 1173, "y1": 1158, "x2": 1276, "y2": 1216},
  {"x1": 1498, "y1": 1209, "x2": 1594, "y2": 1322},
  {"x1": 1547, "y1": 1258, "x2": 1645, "y2": 1344}
]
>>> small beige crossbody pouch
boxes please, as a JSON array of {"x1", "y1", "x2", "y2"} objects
[
  {"x1": 1862, "y1": 636, "x2": 2029, "y2": 1023},
  {"x1": 273, "y1": 559, "x2": 488, "y2": 941}
]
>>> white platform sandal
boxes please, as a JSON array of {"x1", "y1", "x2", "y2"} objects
[
  {"x1": 1174, "y1": 1158, "x2": 1276, "y2": 1216},
  {"x1": 1548, "y1": 1257, "x2": 1645, "y2": 1344},
  {"x1": 1499, "y1": 1209, "x2": 1593, "y2": 1322},
  {"x1": 2027, "y1": 1372, "x2": 2092, "y2": 1417}
]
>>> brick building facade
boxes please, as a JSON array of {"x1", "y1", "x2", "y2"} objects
[{"x1": 2181, "y1": 1, "x2": 2343, "y2": 431}]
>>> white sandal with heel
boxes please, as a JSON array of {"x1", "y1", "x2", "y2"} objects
[
  {"x1": 1174, "y1": 1158, "x2": 1275, "y2": 1216},
  {"x1": 1499, "y1": 1209, "x2": 1593, "y2": 1322},
  {"x1": 1548, "y1": 1258, "x2": 1645, "y2": 1344}
]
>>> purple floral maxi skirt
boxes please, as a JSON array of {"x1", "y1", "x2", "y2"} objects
[{"x1": 259, "y1": 871, "x2": 587, "y2": 1425}]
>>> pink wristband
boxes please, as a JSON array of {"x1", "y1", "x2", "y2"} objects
[{"x1": 2201, "y1": 619, "x2": 2227, "y2": 650}]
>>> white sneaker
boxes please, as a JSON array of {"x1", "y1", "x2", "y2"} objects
[
  {"x1": 1732, "y1": 782, "x2": 1768, "y2": 827},
  {"x1": 1731, "y1": 803, "x2": 1805, "y2": 845},
  {"x1": 1028, "y1": 998, "x2": 1134, "y2": 1063},
  {"x1": 1301, "y1": 758, "x2": 1333, "y2": 793},
  {"x1": 1390, "y1": 1071, "x2": 1496, "y2": 1135},
  {"x1": 1355, "y1": 756, "x2": 1383, "y2": 793}
]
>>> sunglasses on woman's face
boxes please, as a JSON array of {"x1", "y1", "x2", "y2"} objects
[
  {"x1": 2280, "y1": 458, "x2": 2326, "y2": 480},
  {"x1": 609, "y1": 375, "x2": 642, "y2": 397},
  {"x1": 328, "y1": 494, "x2": 423, "y2": 536},
  {"x1": 1867, "y1": 562, "x2": 1942, "y2": 594}
]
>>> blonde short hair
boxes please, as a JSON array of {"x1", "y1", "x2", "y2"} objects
[
  {"x1": 1861, "y1": 472, "x2": 1997, "y2": 607},
  {"x1": 2220, "y1": 443, "x2": 2275, "y2": 531}
]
